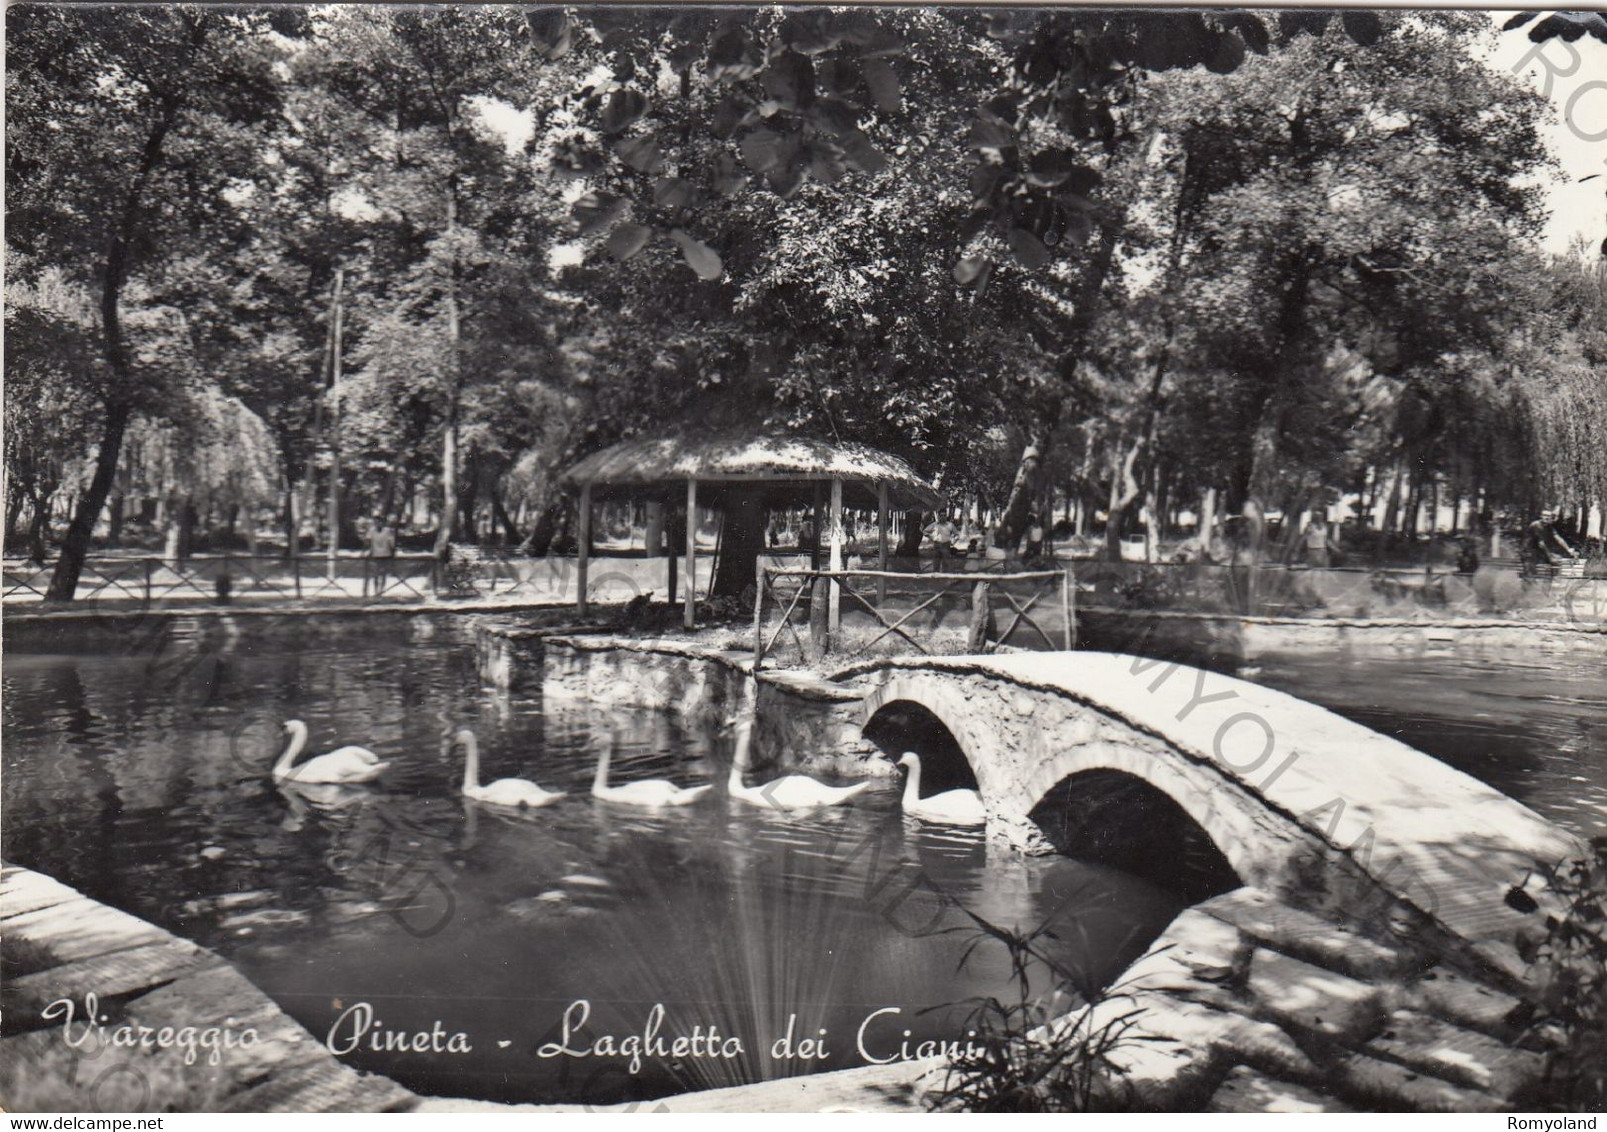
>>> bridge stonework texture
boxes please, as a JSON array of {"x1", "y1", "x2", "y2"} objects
[{"x1": 842, "y1": 652, "x2": 1585, "y2": 1111}]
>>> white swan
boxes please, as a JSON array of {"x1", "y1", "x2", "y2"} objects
[
  {"x1": 591, "y1": 733, "x2": 711, "y2": 808},
  {"x1": 726, "y1": 714, "x2": 872, "y2": 811},
  {"x1": 458, "y1": 728, "x2": 565, "y2": 808},
  {"x1": 895, "y1": 752, "x2": 986, "y2": 826},
  {"x1": 273, "y1": 720, "x2": 389, "y2": 785}
]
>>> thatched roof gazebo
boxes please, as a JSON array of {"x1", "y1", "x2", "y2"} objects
[{"x1": 562, "y1": 434, "x2": 944, "y2": 628}]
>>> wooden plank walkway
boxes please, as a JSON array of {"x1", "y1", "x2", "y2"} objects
[{"x1": 0, "y1": 864, "x2": 416, "y2": 1113}]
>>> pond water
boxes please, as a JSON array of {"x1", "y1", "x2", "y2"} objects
[
  {"x1": 1, "y1": 616, "x2": 1181, "y2": 1105},
  {"x1": 1243, "y1": 652, "x2": 1607, "y2": 837},
  {"x1": 4, "y1": 617, "x2": 1602, "y2": 1105}
]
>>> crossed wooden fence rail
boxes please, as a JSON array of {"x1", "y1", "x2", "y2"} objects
[
  {"x1": 752, "y1": 563, "x2": 1074, "y2": 668},
  {"x1": 3, "y1": 553, "x2": 439, "y2": 605}
]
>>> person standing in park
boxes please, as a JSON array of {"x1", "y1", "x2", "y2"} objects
[
  {"x1": 927, "y1": 513, "x2": 956, "y2": 567},
  {"x1": 1022, "y1": 512, "x2": 1046, "y2": 563},
  {"x1": 1520, "y1": 511, "x2": 1576, "y2": 574},
  {"x1": 1301, "y1": 514, "x2": 1332, "y2": 567},
  {"x1": 368, "y1": 520, "x2": 396, "y2": 590}
]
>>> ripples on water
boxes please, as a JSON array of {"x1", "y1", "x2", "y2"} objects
[
  {"x1": 1240, "y1": 652, "x2": 1607, "y2": 837},
  {"x1": 1, "y1": 617, "x2": 1181, "y2": 1104}
]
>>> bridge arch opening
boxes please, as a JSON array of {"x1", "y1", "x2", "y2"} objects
[
  {"x1": 862, "y1": 700, "x2": 978, "y2": 795},
  {"x1": 1030, "y1": 770, "x2": 1242, "y2": 904}
]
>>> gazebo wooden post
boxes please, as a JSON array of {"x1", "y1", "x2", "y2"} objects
[
  {"x1": 665, "y1": 494, "x2": 678, "y2": 607},
  {"x1": 684, "y1": 477, "x2": 697, "y2": 630},
  {"x1": 876, "y1": 482, "x2": 889, "y2": 608},
  {"x1": 828, "y1": 477, "x2": 843, "y2": 639},
  {"x1": 577, "y1": 482, "x2": 591, "y2": 617},
  {"x1": 810, "y1": 482, "x2": 823, "y2": 571}
]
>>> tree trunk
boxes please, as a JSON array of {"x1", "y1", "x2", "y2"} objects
[
  {"x1": 164, "y1": 494, "x2": 196, "y2": 565},
  {"x1": 711, "y1": 491, "x2": 765, "y2": 599},
  {"x1": 1140, "y1": 488, "x2": 1159, "y2": 564},
  {"x1": 392, "y1": 475, "x2": 414, "y2": 532},
  {"x1": 6, "y1": 487, "x2": 27, "y2": 549},
  {"x1": 1278, "y1": 491, "x2": 1313, "y2": 565},
  {"x1": 433, "y1": 185, "x2": 463, "y2": 562},
  {"x1": 376, "y1": 466, "x2": 399, "y2": 532},
  {"x1": 522, "y1": 497, "x2": 568, "y2": 557},
  {"x1": 47, "y1": 400, "x2": 134, "y2": 599},
  {"x1": 896, "y1": 509, "x2": 923, "y2": 557},
  {"x1": 27, "y1": 488, "x2": 55, "y2": 563},
  {"x1": 1237, "y1": 258, "x2": 1314, "y2": 518},
  {"x1": 491, "y1": 488, "x2": 521, "y2": 546},
  {"x1": 281, "y1": 484, "x2": 297, "y2": 560},
  {"x1": 455, "y1": 454, "x2": 479, "y2": 543},
  {"x1": 1154, "y1": 468, "x2": 1170, "y2": 550},
  {"x1": 997, "y1": 219, "x2": 1122, "y2": 548},
  {"x1": 1403, "y1": 470, "x2": 1421, "y2": 539},
  {"x1": 1104, "y1": 440, "x2": 1142, "y2": 562},
  {"x1": 44, "y1": 41, "x2": 195, "y2": 601}
]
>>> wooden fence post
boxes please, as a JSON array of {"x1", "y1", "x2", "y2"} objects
[
  {"x1": 827, "y1": 478, "x2": 843, "y2": 641},
  {"x1": 876, "y1": 482, "x2": 889, "y2": 609},
  {"x1": 967, "y1": 581, "x2": 991, "y2": 652},
  {"x1": 1061, "y1": 567, "x2": 1076, "y2": 651},
  {"x1": 577, "y1": 482, "x2": 592, "y2": 618},
  {"x1": 808, "y1": 574, "x2": 829, "y2": 663},
  {"x1": 752, "y1": 557, "x2": 767, "y2": 669},
  {"x1": 144, "y1": 558, "x2": 153, "y2": 606},
  {"x1": 684, "y1": 479, "x2": 698, "y2": 630}
]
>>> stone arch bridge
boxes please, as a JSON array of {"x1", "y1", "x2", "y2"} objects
[
  {"x1": 838, "y1": 652, "x2": 1588, "y2": 1109},
  {"x1": 844, "y1": 651, "x2": 1578, "y2": 978}
]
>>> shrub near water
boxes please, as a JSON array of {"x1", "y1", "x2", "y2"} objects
[
  {"x1": 932, "y1": 908, "x2": 1150, "y2": 1112},
  {"x1": 1505, "y1": 840, "x2": 1607, "y2": 1111}
]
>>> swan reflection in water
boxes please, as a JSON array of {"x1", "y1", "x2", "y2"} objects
[{"x1": 275, "y1": 779, "x2": 374, "y2": 833}]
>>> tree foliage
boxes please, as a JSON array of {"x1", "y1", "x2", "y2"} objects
[{"x1": 4, "y1": 5, "x2": 1599, "y2": 597}]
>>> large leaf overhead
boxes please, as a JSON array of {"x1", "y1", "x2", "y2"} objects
[
  {"x1": 605, "y1": 222, "x2": 652, "y2": 262},
  {"x1": 616, "y1": 136, "x2": 664, "y2": 175},
  {"x1": 1007, "y1": 227, "x2": 1051, "y2": 270},
  {"x1": 652, "y1": 176, "x2": 695, "y2": 209},
  {"x1": 600, "y1": 88, "x2": 648, "y2": 134},
  {"x1": 953, "y1": 255, "x2": 989, "y2": 285},
  {"x1": 761, "y1": 51, "x2": 814, "y2": 112},
  {"x1": 740, "y1": 127, "x2": 788, "y2": 174},
  {"x1": 710, "y1": 152, "x2": 748, "y2": 197},
  {"x1": 571, "y1": 191, "x2": 624, "y2": 234},
  {"x1": 668, "y1": 228, "x2": 722, "y2": 280},
  {"x1": 861, "y1": 57, "x2": 901, "y2": 114},
  {"x1": 838, "y1": 129, "x2": 887, "y2": 175},
  {"x1": 706, "y1": 25, "x2": 761, "y2": 82}
]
